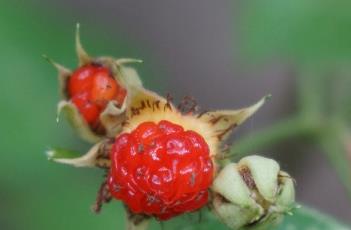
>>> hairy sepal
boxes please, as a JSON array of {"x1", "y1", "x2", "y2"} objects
[
  {"x1": 124, "y1": 87, "x2": 268, "y2": 158},
  {"x1": 46, "y1": 142, "x2": 110, "y2": 168}
]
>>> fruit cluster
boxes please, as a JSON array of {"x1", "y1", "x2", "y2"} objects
[{"x1": 47, "y1": 25, "x2": 295, "y2": 230}]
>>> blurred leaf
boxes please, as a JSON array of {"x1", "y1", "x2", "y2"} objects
[
  {"x1": 276, "y1": 206, "x2": 349, "y2": 230},
  {"x1": 0, "y1": 1, "x2": 140, "y2": 230},
  {"x1": 230, "y1": 116, "x2": 318, "y2": 160},
  {"x1": 149, "y1": 206, "x2": 349, "y2": 230},
  {"x1": 318, "y1": 121, "x2": 351, "y2": 198},
  {"x1": 240, "y1": 0, "x2": 351, "y2": 63}
]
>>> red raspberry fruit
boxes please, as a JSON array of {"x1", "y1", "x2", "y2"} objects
[
  {"x1": 108, "y1": 120, "x2": 214, "y2": 220},
  {"x1": 68, "y1": 64, "x2": 127, "y2": 125}
]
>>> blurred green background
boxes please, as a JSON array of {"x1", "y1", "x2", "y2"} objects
[{"x1": 1, "y1": 0, "x2": 351, "y2": 229}]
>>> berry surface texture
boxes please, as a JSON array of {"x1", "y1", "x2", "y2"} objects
[{"x1": 108, "y1": 120, "x2": 214, "y2": 220}]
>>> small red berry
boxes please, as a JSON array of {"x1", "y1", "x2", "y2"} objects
[
  {"x1": 108, "y1": 120, "x2": 214, "y2": 220},
  {"x1": 68, "y1": 65, "x2": 96, "y2": 96},
  {"x1": 90, "y1": 68, "x2": 125, "y2": 108},
  {"x1": 71, "y1": 92, "x2": 101, "y2": 125},
  {"x1": 67, "y1": 64, "x2": 127, "y2": 126}
]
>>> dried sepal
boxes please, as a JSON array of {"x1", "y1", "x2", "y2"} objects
[
  {"x1": 211, "y1": 155, "x2": 295, "y2": 230},
  {"x1": 115, "y1": 58, "x2": 143, "y2": 65},
  {"x1": 46, "y1": 140, "x2": 111, "y2": 168},
  {"x1": 92, "y1": 175, "x2": 113, "y2": 213},
  {"x1": 125, "y1": 208, "x2": 150, "y2": 230},
  {"x1": 99, "y1": 100, "x2": 127, "y2": 137},
  {"x1": 43, "y1": 55, "x2": 72, "y2": 98},
  {"x1": 75, "y1": 23, "x2": 92, "y2": 66},
  {"x1": 57, "y1": 100, "x2": 102, "y2": 143},
  {"x1": 125, "y1": 86, "x2": 169, "y2": 119},
  {"x1": 198, "y1": 95, "x2": 270, "y2": 142},
  {"x1": 119, "y1": 66, "x2": 143, "y2": 89}
]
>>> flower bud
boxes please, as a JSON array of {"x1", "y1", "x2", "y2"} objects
[{"x1": 211, "y1": 155, "x2": 295, "y2": 230}]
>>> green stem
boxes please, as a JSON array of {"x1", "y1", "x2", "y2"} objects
[
  {"x1": 317, "y1": 121, "x2": 351, "y2": 200},
  {"x1": 229, "y1": 115, "x2": 351, "y2": 200},
  {"x1": 229, "y1": 116, "x2": 317, "y2": 160},
  {"x1": 296, "y1": 65, "x2": 328, "y2": 118}
]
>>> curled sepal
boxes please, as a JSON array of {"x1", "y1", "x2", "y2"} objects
[
  {"x1": 57, "y1": 101, "x2": 102, "y2": 143},
  {"x1": 99, "y1": 101, "x2": 127, "y2": 137},
  {"x1": 125, "y1": 86, "x2": 169, "y2": 119},
  {"x1": 43, "y1": 55, "x2": 72, "y2": 98},
  {"x1": 199, "y1": 95, "x2": 270, "y2": 142},
  {"x1": 125, "y1": 208, "x2": 150, "y2": 230},
  {"x1": 211, "y1": 155, "x2": 295, "y2": 230},
  {"x1": 46, "y1": 141, "x2": 111, "y2": 168},
  {"x1": 76, "y1": 23, "x2": 92, "y2": 66},
  {"x1": 119, "y1": 66, "x2": 143, "y2": 89}
]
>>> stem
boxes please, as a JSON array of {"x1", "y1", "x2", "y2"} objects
[
  {"x1": 317, "y1": 121, "x2": 351, "y2": 200},
  {"x1": 296, "y1": 65, "x2": 327, "y2": 117},
  {"x1": 229, "y1": 116, "x2": 317, "y2": 160},
  {"x1": 229, "y1": 115, "x2": 351, "y2": 200}
]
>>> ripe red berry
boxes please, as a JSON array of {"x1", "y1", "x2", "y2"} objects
[
  {"x1": 90, "y1": 68, "x2": 126, "y2": 108},
  {"x1": 68, "y1": 64, "x2": 127, "y2": 126},
  {"x1": 71, "y1": 92, "x2": 101, "y2": 125},
  {"x1": 68, "y1": 65, "x2": 96, "y2": 96},
  {"x1": 108, "y1": 120, "x2": 214, "y2": 220}
]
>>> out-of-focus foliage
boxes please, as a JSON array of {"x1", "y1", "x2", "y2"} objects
[
  {"x1": 233, "y1": 0, "x2": 351, "y2": 203},
  {"x1": 0, "y1": 1, "x2": 139, "y2": 230},
  {"x1": 152, "y1": 206, "x2": 349, "y2": 230},
  {"x1": 241, "y1": 0, "x2": 351, "y2": 63}
]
